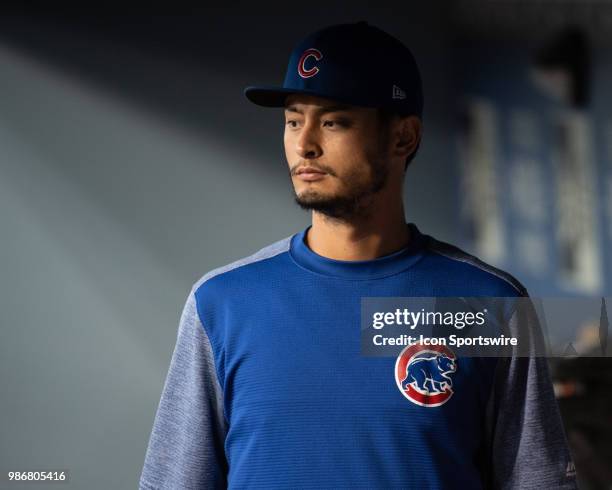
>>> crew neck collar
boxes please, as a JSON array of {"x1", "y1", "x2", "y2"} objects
[{"x1": 289, "y1": 222, "x2": 427, "y2": 280}]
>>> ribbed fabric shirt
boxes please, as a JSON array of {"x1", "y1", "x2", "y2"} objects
[{"x1": 139, "y1": 222, "x2": 577, "y2": 489}]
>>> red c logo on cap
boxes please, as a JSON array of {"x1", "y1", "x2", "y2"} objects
[{"x1": 298, "y1": 48, "x2": 323, "y2": 78}]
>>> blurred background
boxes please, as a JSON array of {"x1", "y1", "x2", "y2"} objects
[{"x1": 1, "y1": 3, "x2": 611, "y2": 489}]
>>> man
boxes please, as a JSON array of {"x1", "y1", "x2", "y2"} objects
[{"x1": 139, "y1": 21, "x2": 577, "y2": 489}]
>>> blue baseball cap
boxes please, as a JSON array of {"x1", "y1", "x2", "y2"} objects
[{"x1": 244, "y1": 21, "x2": 423, "y2": 118}]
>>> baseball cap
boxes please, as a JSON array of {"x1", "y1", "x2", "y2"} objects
[{"x1": 244, "y1": 21, "x2": 423, "y2": 118}]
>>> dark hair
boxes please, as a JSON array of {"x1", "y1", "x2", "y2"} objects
[{"x1": 376, "y1": 107, "x2": 421, "y2": 171}]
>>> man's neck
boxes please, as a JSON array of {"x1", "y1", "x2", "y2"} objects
[{"x1": 306, "y1": 209, "x2": 410, "y2": 261}]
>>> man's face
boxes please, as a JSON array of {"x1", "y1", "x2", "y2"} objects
[{"x1": 283, "y1": 94, "x2": 392, "y2": 220}]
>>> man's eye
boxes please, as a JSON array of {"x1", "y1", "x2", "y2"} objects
[
  {"x1": 323, "y1": 120, "x2": 347, "y2": 128},
  {"x1": 286, "y1": 120, "x2": 299, "y2": 128}
]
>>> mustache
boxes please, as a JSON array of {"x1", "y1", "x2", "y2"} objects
[{"x1": 290, "y1": 162, "x2": 337, "y2": 177}]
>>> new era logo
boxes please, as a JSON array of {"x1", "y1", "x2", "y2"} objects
[
  {"x1": 565, "y1": 461, "x2": 576, "y2": 478},
  {"x1": 392, "y1": 85, "x2": 406, "y2": 100}
]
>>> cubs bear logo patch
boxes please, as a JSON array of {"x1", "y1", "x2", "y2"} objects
[{"x1": 395, "y1": 343, "x2": 457, "y2": 407}]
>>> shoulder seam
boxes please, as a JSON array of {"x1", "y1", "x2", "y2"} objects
[
  {"x1": 188, "y1": 289, "x2": 228, "y2": 424},
  {"x1": 424, "y1": 235, "x2": 528, "y2": 297},
  {"x1": 192, "y1": 234, "x2": 293, "y2": 291}
]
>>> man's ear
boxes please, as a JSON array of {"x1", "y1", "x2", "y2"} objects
[{"x1": 394, "y1": 116, "x2": 422, "y2": 158}]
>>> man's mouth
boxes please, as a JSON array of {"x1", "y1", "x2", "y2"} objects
[
  {"x1": 295, "y1": 166, "x2": 328, "y2": 182},
  {"x1": 296, "y1": 166, "x2": 326, "y2": 175}
]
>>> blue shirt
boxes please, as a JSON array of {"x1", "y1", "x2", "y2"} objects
[{"x1": 140, "y1": 223, "x2": 577, "y2": 489}]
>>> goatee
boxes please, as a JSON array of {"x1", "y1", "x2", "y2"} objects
[{"x1": 293, "y1": 158, "x2": 389, "y2": 220}]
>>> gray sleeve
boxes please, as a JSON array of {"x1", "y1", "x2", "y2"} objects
[
  {"x1": 485, "y1": 299, "x2": 578, "y2": 489},
  {"x1": 139, "y1": 287, "x2": 228, "y2": 490}
]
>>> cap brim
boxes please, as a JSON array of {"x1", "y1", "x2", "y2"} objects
[
  {"x1": 244, "y1": 86, "x2": 350, "y2": 107},
  {"x1": 244, "y1": 85, "x2": 390, "y2": 110},
  {"x1": 243, "y1": 86, "x2": 295, "y2": 107}
]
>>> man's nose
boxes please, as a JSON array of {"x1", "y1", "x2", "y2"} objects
[{"x1": 296, "y1": 122, "x2": 322, "y2": 159}]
